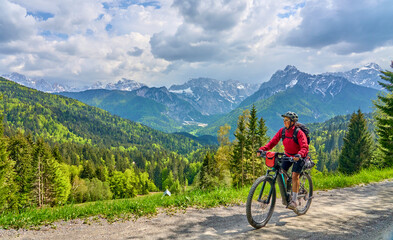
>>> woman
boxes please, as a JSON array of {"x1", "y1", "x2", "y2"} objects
[{"x1": 257, "y1": 111, "x2": 309, "y2": 210}]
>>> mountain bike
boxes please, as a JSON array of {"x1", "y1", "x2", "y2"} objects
[{"x1": 246, "y1": 151, "x2": 313, "y2": 229}]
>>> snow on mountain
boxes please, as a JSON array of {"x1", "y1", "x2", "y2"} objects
[
  {"x1": 1, "y1": 72, "x2": 69, "y2": 93},
  {"x1": 323, "y1": 63, "x2": 383, "y2": 90},
  {"x1": 104, "y1": 78, "x2": 146, "y2": 91},
  {"x1": 169, "y1": 78, "x2": 258, "y2": 115},
  {"x1": 240, "y1": 64, "x2": 372, "y2": 107}
]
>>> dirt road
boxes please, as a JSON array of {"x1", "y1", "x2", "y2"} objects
[{"x1": 1, "y1": 180, "x2": 393, "y2": 240}]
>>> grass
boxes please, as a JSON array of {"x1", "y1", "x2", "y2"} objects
[{"x1": 1, "y1": 167, "x2": 392, "y2": 229}]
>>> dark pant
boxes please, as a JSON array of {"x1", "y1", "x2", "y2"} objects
[{"x1": 281, "y1": 159, "x2": 304, "y2": 173}]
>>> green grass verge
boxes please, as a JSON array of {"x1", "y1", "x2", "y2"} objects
[{"x1": 1, "y1": 167, "x2": 392, "y2": 229}]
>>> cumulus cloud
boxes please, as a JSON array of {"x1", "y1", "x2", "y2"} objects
[
  {"x1": 0, "y1": 0, "x2": 391, "y2": 88},
  {"x1": 282, "y1": 0, "x2": 393, "y2": 54},
  {"x1": 150, "y1": 0, "x2": 294, "y2": 63},
  {"x1": 128, "y1": 47, "x2": 144, "y2": 56},
  {"x1": 172, "y1": 0, "x2": 248, "y2": 31},
  {"x1": 0, "y1": 0, "x2": 36, "y2": 42}
]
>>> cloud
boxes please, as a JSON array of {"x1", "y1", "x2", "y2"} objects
[
  {"x1": 150, "y1": 0, "x2": 290, "y2": 63},
  {"x1": 0, "y1": 0, "x2": 36, "y2": 42},
  {"x1": 128, "y1": 47, "x2": 144, "y2": 56},
  {"x1": 150, "y1": 24, "x2": 224, "y2": 62},
  {"x1": 282, "y1": 0, "x2": 393, "y2": 54},
  {"x1": 172, "y1": 0, "x2": 248, "y2": 31},
  {"x1": 1, "y1": 0, "x2": 391, "y2": 90}
]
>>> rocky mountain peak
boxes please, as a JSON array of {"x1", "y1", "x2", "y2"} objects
[
  {"x1": 104, "y1": 78, "x2": 146, "y2": 91},
  {"x1": 323, "y1": 62, "x2": 383, "y2": 90},
  {"x1": 1, "y1": 72, "x2": 68, "y2": 92},
  {"x1": 169, "y1": 78, "x2": 258, "y2": 115},
  {"x1": 283, "y1": 65, "x2": 299, "y2": 72}
]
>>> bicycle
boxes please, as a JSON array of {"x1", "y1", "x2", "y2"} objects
[{"x1": 246, "y1": 151, "x2": 313, "y2": 229}]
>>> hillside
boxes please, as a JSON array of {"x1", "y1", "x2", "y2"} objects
[
  {"x1": 59, "y1": 87, "x2": 221, "y2": 133},
  {"x1": 0, "y1": 77, "x2": 206, "y2": 154}
]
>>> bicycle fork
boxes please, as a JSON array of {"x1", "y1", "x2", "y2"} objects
[{"x1": 257, "y1": 171, "x2": 274, "y2": 204}]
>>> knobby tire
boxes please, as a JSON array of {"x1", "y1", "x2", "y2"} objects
[
  {"x1": 246, "y1": 176, "x2": 276, "y2": 229},
  {"x1": 295, "y1": 172, "x2": 313, "y2": 215}
]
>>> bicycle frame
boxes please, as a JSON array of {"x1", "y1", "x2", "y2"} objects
[{"x1": 258, "y1": 161, "x2": 292, "y2": 206}]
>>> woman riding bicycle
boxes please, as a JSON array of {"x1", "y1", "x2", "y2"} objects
[{"x1": 257, "y1": 111, "x2": 308, "y2": 210}]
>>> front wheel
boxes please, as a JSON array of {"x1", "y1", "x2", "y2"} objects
[
  {"x1": 246, "y1": 176, "x2": 276, "y2": 229},
  {"x1": 295, "y1": 172, "x2": 313, "y2": 215}
]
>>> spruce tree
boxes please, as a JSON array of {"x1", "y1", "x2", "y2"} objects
[
  {"x1": 199, "y1": 152, "x2": 218, "y2": 189},
  {"x1": 32, "y1": 139, "x2": 70, "y2": 206},
  {"x1": 257, "y1": 116, "x2": 269, "y2": 176},
  {"x1": 338, "y1": 110, "x2": 372, "y2": 174},
  {"x1": 374, "y1": 62, "x2": 393, "y2": 166},
  {"x1": 0, "y1": 96, "x2": 18, "y2": 212},
  {"x1": 246, "y1": 105, "x2": 258, "y2": 181},
  {"x1": 8, "y1": 133, "x2": 34, "y2": 208},
  {"x1": 232, "y1": 114, "x2": 246, "y2": 187}
]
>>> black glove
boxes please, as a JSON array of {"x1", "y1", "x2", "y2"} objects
[
  {"x1": 256, "y1": 150, "x2": 265, "y2": 157},
  {"x1": 294, "y1": 154, "x2": 301, "y2": 161}
]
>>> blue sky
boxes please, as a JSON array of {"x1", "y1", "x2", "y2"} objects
[{"x1": 0, "y1": 0, "x2": 392, "y2": 88}]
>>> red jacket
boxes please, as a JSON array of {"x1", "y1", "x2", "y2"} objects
[{"x1": 259, "y1": 125, "x2": 309, "y2": 158}]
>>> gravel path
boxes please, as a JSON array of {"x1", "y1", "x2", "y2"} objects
[{"x1": 1, "y1": 180, "x2": 393, "y2": 240}]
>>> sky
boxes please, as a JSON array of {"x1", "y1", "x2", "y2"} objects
[{"x1": 0, "y1": 0, "x2": 392, "y2": 88}]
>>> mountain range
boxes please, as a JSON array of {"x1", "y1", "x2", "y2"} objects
[
  {"x1": 197, "y1": 64, "x2": 381, "y2": 137},
  {"x1": 1, "y1": 72, "x2": 68, "y2": 93},
  {"x1": 58, "y1": 78, "x2": 258, "y2": 132},
  {"x1": 2, "y1": 63, "x2": 385, "y2": 136},
  {"x1": 169, "y1": 78, "x2": 258, "y2": 115}
]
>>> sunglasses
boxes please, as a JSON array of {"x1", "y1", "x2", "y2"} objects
[{"x1": 283, "y1": 119, "x2": 291, "y2": 122}]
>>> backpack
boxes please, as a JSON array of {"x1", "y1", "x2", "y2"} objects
[{"x1": 281, "y1": 123, "x2": 311, "y2": 145}]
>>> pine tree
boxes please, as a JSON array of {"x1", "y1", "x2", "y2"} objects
[
  {"x1": 32, "y1": 139, "x2": 70, "y2": 206},
  {"x1": 246, "y1": 105, "x2": 258, "y2": 182},
  {"x1": 374, "y1": 63, "x2": 393, "y2": 166},
  {"x1": 199, "y1": 152, "x2": 219, "y2": 189},
  {"x1": 257, "y1": 117, "x2": 269, "y2": 148},
  {"x1": 8, "y1": 133, "x2": 34, "y2": 208},
  {"x1": 257, "y1": 116, "x2": 269, "y2": 176},
  {"x1": 0, "y1": 115, "x2": 18, "y2": 212},
  {"x1": 232, "y1": 114, "x2": 247, "y2": 187},
  {"x1": 338, "y1": 110, "x2": 372, "y2": 174}
]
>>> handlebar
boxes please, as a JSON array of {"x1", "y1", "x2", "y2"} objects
[{"x1": 256, "y1": 150, "x2": 295, "y2": 162}]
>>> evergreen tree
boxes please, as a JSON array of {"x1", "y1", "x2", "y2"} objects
[
  {"x1": 257, "y1": 116, "x2": 269, "y2": 176},
  {"x1": 0, "y1": 113, "x2": 18, "y2": 212},
  {"x1": 232, "y1": 114, "x2": 247, "y2": 187},
  {"x1": 257, "y1": 117, "x2": 269, "y2": 148},
  {"x1": 374, "y1": 63, "x2": 393, "y2": 166},
  {"x1": 338, "y1": 110, "x2": 372, "y2": 174},
  {"x1": 246, "y1": 105, "x2": 258, "y2": 181},
  {"x1": 32, "y1": 139, "x2": 69, "y2": 206},
  {"x1": 199, "y1": 152, "x2": 219, "y2": 189},
  {"x1": 8, "y1": 133, "x2": 34, "y2": 208}
]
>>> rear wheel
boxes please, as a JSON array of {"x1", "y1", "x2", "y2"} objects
[
  {"x1": 246, "y1": 176, "x2": 276, "y2": 229},
  {"x1": 295, "y1": 172, "x2": 313, "y2": 215}
]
